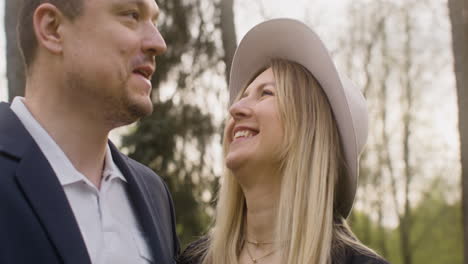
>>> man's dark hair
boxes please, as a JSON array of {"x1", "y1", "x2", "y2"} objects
[{"x1": 18, "y1": 0, "x2": 84, "y2": 68}]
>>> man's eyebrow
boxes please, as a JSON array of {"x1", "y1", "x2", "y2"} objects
[{"x1": 117, "y1": 0, "x2": 160, "y2": 20}]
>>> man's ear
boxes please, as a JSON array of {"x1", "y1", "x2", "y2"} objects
[{"x1": 33, "y1": 3, "x2": 65, "y2": 55}]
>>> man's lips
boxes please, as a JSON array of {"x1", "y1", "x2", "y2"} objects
[{"x1": 133, "y1": 64, "x2": 155, "y2": 80}]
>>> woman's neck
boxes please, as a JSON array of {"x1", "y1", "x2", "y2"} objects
[
  {"x1": 238, "y1": 183, "x2": 283, "y2": 264},
  {"x1": 234, "y1": 166, "x2": 284, "y2": 264},
  {"x1": 243, "y1": 181, "x2": 280, "y2": 243}
]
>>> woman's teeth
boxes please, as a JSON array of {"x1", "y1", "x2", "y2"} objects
[{"x1": 234, "y1": 130, "x2": 255, "y2": 139}]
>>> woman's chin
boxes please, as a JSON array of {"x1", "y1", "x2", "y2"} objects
[
  {"x1": 225, "y1": 153, "x2": 248, "y2": 172},
  {"x1": 225, "y1": 158, "x2": 240, "y2": 171}
]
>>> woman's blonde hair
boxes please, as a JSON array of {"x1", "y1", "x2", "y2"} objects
[{"x1": 197, "y1": 59, "x2": 377, "y2": 264}]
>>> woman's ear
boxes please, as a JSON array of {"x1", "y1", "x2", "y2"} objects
[{"x1": 33, "y1": 3, "x2": 65, "y2": 55}]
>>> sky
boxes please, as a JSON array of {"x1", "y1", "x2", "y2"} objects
[{"x1": 235, "y1": 0, "x2": 350, "y2": 48}]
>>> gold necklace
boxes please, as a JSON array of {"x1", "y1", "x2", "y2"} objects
[
  {"x1": 245, "y1": 239, "x2": 276, "y2": 247},
  {"x1": 244, "y1": 242, "x2": 279, "y2": 264}
]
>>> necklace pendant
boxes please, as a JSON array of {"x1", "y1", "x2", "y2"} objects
[{"x1": 253, "y1": 259, "x2": 258, "y2": 263}]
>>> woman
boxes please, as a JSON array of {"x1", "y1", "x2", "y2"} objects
[{"x1": 178, "y1": 18, "x2": 388, "y2": 264}]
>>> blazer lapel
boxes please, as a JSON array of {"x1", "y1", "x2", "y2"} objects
[
  {"x1": 15, "y1": 147, "x2": 92, "y2": 264},
  {"x1": 0, "y1": 103, "x2": 91, "y2": 264},
  {"x1": 110, "y1": 143, "x2": 169, "y2": 262}
]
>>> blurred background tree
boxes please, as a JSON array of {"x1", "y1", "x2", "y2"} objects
[
  {"x1": 338, "y1": 0, "x2": 462, "y2": 263},
  {"x1": 5, "y1": 0, "x2": 24, "y2": 100},
  {"x1": 448, "y1": 0, "x2": 468, "y2": 263}
]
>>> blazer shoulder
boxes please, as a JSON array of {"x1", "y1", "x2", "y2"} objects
[
  {"x1": 117, "y1": 152, "x2": 167, "y2": 190},
  {"x1": 114, "y1": 150, "x2": 181, "y2": 256},
  {"x1": 0, "y1": 102, "x2": 35, "y2": 160},
  {"x1": 126, "y1": 156, "x2": 163, "y2": 180}
]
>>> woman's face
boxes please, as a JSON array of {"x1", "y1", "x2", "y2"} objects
[{"x1": 225, "y1": 67, "x2": 284, "y2": 172}]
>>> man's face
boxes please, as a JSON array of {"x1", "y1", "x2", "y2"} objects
[{"x1": 60, "y1": 0, "x2": 166, "y2": 126}]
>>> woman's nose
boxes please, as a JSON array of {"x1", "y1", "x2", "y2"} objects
[{"x1": 229, "y1": 99, "x2": 253, "y2": 120}]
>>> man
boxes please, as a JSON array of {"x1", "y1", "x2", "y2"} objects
[{"x1": 0, "y1": 0, "x2": 179, "y2": 263}]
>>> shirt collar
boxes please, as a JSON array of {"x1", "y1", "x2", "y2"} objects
[
  {"x1": 10, "y1": 97, "x2": 127, "y2": 186},
  {"x1": 103, "y1": 144, "x2": 127, "y2": 183}
]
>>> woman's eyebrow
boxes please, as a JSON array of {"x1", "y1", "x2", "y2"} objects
[
  {"x1": 241, "y1": 81, "x2": 276, "y2": 97},
  {"x1": 258, "y1": 81, "x2": 276, "y2": 88}
]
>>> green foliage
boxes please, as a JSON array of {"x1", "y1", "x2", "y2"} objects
[
  {"x1": 121, "y1": 0, "x2": 224, "y2": 248},
  {"x1": 410, "y1": 192, "x2": 462, "y2": 264},
  {"x1": 350, "y1": 187, "x2": 463, "y2": 264}
]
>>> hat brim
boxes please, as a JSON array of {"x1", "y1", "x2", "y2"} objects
[{"x1": 229, "y1": 18, "x2": 361, "y2": 218}]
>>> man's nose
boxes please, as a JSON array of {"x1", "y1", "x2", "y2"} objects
[{"x1": 142, "y1": 24, "x2": 167, "y2": 56}]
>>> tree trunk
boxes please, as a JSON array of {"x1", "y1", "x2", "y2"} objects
[
  {"x1": 5, "y1": 0, "x2": 26, "y2": 102},
  {"x1": 448, "y1": 1, "x2": 468, "y2": 263},
  {"x1": 220, "y1": 0, "x2": 237, "y2": 84},
  {"x1": 399, "y1": 9, "x2": 414, "y2": 264}
]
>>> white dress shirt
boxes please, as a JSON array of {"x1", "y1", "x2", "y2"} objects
[{"x1": 11, "y1": 97, "x2": 154, "y2": 264}]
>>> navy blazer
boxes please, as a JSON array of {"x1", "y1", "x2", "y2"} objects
[{"x1": 0, "y1": 102, "x2": 180, "y2": 264}]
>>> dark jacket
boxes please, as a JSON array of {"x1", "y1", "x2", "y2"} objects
[
  {"x1": 0, "y1": 102, "x2": 180, "y2": 264},
  {"x1": 177, "y1": 237, "x2": 389, "y2": 264}
]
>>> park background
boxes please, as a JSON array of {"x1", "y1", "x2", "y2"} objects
[{"x1": 1, "y1": 0, "x2": 467, "y2": 263}]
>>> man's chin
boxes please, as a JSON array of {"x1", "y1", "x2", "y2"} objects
[
  {"x1": 136, "y1": 98, "x2": 154, "y2": 116},
  {"x1": 111, "y1": 99, "x2": 153, "y2": 127},
  {"x1": 128, "y1": 100, "x2": 153, "y2": 119}
]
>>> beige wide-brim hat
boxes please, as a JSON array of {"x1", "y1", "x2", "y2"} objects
[{"x1": 228, "y1": 18, "x2": 368, "y2": 218}]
